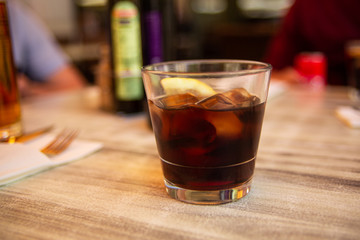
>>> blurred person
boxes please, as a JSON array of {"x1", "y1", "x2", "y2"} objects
[
  {"x1": 264, "y1": 0, "x2": 360, "y2": 85},
  {"x1": 7, "y1": 0, "x2": 86, "y2": 97}
]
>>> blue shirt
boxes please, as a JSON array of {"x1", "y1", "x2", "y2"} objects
[{"x1": 7, "y1": 0, "x2": 68, "y2": 82}]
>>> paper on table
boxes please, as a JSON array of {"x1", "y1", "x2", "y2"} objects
[
  {"x1": 0, "y1": 134, "x2": 103, "y2": 186},
  {"x1": 267, "y1": 81, "x2": 287, "y2": 101},
  {"x1": 0, "y1": 144, "x2": 50, "y2": 186},
  {"x1": 335, "y1": 106, "x2": 360, "y2": 128}
]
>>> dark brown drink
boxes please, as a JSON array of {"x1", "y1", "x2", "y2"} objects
[{"x1": 149, "y1": 88, "x2": 265, "y2": 191}]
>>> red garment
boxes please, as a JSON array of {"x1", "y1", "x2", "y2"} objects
[{"x1": 265, "y1": 0, "x2": 360, "y2": 85}]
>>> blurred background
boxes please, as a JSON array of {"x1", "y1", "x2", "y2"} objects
[{"x1": 18, "y1": 0, "x2": 294, "y2": 85}]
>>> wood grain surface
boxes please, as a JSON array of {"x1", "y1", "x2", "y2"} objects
[{"x1": 0, "y1": 86, "x2": 359, "y2": 240}]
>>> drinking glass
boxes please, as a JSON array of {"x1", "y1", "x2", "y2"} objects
[
  {"x1": 142, "y1": 60, "x2": 271, "y2": 204},
  {"x1": 346, "y1": 40, "x2": 360, "y2": 102},
  {"x1": 0, "y1": 2, "x2": 22, "y2": 141}
]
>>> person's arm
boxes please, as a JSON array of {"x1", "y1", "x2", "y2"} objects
[
  {"x1": 270, "y1": 67, "x2": 301, "y2": 84},
  {"x1": 18, "y1": 65, "x2": 86, "y2": 97},
  {"x1": 9, "y1": 0, "x2": 86, "y2": 97},
  {"x1": 264, "y1": 0, "x2": 304, "y2": 84}
]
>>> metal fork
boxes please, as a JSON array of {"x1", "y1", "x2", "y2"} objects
[{"x1": 41, "y1": 129, "x2": 79, "y2": 156}]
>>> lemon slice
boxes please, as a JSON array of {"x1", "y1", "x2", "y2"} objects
[{"x1": 160, "y1": 77, "x2": 216, "y2": 97}]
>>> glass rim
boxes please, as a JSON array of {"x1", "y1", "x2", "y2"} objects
[{"x1": 141, "y1": 59, "x2": 272, "y2": 76}]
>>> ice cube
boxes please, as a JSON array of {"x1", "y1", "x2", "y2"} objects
[
  {"x1": 169, "y1": 111, "x2": 217, "y2": 158},
  {"x1": 177, "y1": 119, "x2": 216, "y2": 147},
  {"x1": 196, "y1": 88, "x2": 257, "y2": 139},
  {"x1": 196, "y1": 93, "x2": 236, "y2": 110},
  {"x1": 205, "y1": 111, "x2": 244, "y2": 140},
  {"x1": 223, "y1": 88, "x2": 251, "y2": 101},
  {"x1": 148, "y1": 100, "x2": 170, "y2": 140},
  {"x1": 222, "y1": 88, "x2": 260, "y2": 107},
  {"x1": 197, "y1": 88, "x2": 260, "y2": 110},
  {"x1": 157, "y1": 93, "x2": 199, "y2": 108}
]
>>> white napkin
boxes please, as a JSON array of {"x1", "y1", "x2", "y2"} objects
[
  {"x1": 335, "y1": 106, "x2": 360, "y2": 128},
  {"x1": 0, "y1": 134, "x2": 103, "y2": 186},
  {"x1": 268, "y1": 81, "x2": 287, "y2": 101}
]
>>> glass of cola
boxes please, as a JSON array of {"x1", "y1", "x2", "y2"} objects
[{"x1": 142, "y1": 60, "x2": 272, "y2": 204}]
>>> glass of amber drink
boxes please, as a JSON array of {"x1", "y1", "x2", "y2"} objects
[
  {"x1": 142, "y1": 60, "x2": 271, "y2": 204},
  {"x1": 0, "y1": 2, "x2": 22, "y2": 141}
]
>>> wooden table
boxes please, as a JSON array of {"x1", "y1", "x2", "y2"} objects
[{"x1": 0, "y1": 85, "x2": 359, "y2": 239}]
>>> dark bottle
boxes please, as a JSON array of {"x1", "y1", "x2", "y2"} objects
[
  {"x1": 141, "y1": 0, "x2": 163, "y2": 65},
  {"x1": 160, "y1": 0, "x2": 176, "y2": 61},
  {"x1": 107, "y1": 0, "x2": 144, "y2": 113},
  {"x1": 140, "y1": 0, "x2": 165, "y2": 127}
]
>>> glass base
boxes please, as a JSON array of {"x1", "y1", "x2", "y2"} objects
[
  {"x1": 164, "y1": 178, "x2": 252, "y2": 205},
  {"x1": 0, "y1": 121, "x2": 22, "y2": 141}
]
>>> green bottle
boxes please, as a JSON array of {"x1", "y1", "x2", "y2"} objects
[{"x1": 108, "y1": 0, "x2": 144, "y2": 113}]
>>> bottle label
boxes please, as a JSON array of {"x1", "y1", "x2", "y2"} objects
[{"x1": 111, "y1": 1, "x2": 143, "y2": 100}]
